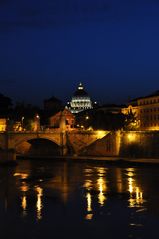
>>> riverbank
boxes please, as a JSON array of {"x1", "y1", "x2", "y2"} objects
[{"x1": 17, "y1": 155, "x2": 159, "y2": 166}]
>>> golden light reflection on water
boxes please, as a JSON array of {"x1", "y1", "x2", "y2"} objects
[
  {"x1": 83, "y1": 179, "x2": 92, "y2": 190},
  {"x1": 97, "y1": 177, "x2": 106, "y2": 206},
  {"x1": 96, "y1": 168, "x2": 107, "y2": 207},
  {"x1": 135, "y1": 187, "x2": 143, "y2": 205},
  {"x1": 14, "y1": 173, "x2": 28, "y2": 179},
  {"x1": 127, "y1": 172, "x2": 134, "y2": 177},
  {"x1": 96, "y1": 167, "x2": 106, "y2": 177},
  {"x1": 84, "y1": 167, "x2": 107, "y2": 220},
  {"x1": 20, "y1": 183, "x2": 44, "y2": 219},
  {"x1": 85, "y1": 214, "x2": 93, "y2": 220},
  {"x1": 35, "y1": 186, "x2": 43, "y2": 220},
  {"x1": 128, "y1": 177, "x2": 134, "y2": 194},
  {"x1": 20, "y1": 184, "x2": 29, "y2": 192},
  {"x1": 17, "y1": 164, "x2": 146, "y2": 222},
  {"x1": 20, "y1": 183, "x2": 29, "y2": 217},
  {"x1": 126, "y1": 168, "x2": 144, "y2": 208},
  {"x1": 84, "y1": 169, "x2": 93, "y2": 220},
  {"x1": 21, "y1": 196, "x2": 27, "y2": 216},
  {"x1": 85, "y1": 180, "x2": 93, "y2": 220},
  {"x1": 86, "y1": 192, "x2": 92, "y2": 212},
  {"x1": 15, "y1": 172, "x2": 29, "y2": 217},
  {"x1": 84, "y1": 168, "x2": 93, "y2": 174},
  {"x1": 85, "y1": 192, "x2": 93, "y2": 220}
]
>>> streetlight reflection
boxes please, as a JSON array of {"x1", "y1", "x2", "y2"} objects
[
  {"x1": 84, "y1": 167, "x2": 107, "y2": 220},
  {"x1": 35, "y1": 186, "x2": 43, "y2": 220},
  {"x1": 96, "y1": 168, "x2": 107, "y2": 207},
  {"x1": 97, "y1": 177, "x2": 106, "y2": 206},
  {"x1": 21, "y1": 196, "x2": 27, "y2": 216},
  {"x1": 126, "y1": 168, "x2": 144, "y2": 208},
  {"x1": 20, "y1": 183, "x2": 29, "y2": 217},
  {"x1": 85, "y1": 192, "x2": 93, "y2": 220}
]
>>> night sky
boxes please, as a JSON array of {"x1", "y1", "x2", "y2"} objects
[{"x1": 1, "y1": 0, "x2": 159, "y2": 107}]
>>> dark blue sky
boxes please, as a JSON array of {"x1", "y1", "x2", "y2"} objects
[{"x1": 1, "y1": 0, "x2": 159, "y2": 106}]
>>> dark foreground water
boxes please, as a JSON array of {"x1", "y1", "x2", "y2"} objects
[{"x1": 1, "y1": 159, "x2": 159, "y2": 239}]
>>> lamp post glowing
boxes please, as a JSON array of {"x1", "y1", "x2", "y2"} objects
[
  {"x1": 34, "y1": 114, "x2": 40, "y2": 131},
  {"x1": 21, "y1": 116, "x2": 24, "y2": 130}
]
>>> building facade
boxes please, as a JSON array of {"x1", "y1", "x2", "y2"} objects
[
  {"x1": 122, "y1": 91, "x2": 159, "y2": 130},
  {"x1": 0, "y1": 119, "x2": 6, "y2": 131},
  {"x1": 49, "y1": 108, "x2": 75, "y2": 130},
  {"x1": 67, "y1": 83, "x2": 93, "y2": 114}
]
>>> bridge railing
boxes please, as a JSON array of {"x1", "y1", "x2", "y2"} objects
[{"x1": 0, "y1": 128, "x2": 104, "y2": 134}]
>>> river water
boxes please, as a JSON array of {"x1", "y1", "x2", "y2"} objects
[{"x1": 1, "y1": 159, "x2": 159, "y2": 239}]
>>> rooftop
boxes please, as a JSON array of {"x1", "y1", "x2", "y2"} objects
[
  {"x1": 130, "y1": 90, "x2": 159, "y2": 102},
  {"x1": 73, "y1": 83, "x2": 89, "y2": 97}
]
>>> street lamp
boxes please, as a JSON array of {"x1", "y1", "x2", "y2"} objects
[
  {"x1": 35, "y1": 114, "x2": 40, "y2": 131},
  {"x1": 21, "y1": 116, "x2": 24, "y2": 130}
]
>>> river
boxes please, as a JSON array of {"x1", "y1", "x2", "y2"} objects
[{"x1": 0, "y1": 159, "x2": 159, "y2": 239}]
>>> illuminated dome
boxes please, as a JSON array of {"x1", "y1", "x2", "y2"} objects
[
  {"x1": 67, "y1": 83, "x2": 93, "y2": 114},
  {"x1": 73, "y1": 83, "x2": 88, "y2": 97}
]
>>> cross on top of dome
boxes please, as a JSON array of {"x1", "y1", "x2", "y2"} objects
[
  {"x1": 78, "y1": 82, "x2": 84, "y2": 90},
  {"x1": 74, "y1": 83, "x2": 88, "y2": 97}
]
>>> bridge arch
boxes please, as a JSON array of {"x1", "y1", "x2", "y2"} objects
[
  {"x1": 14, "y1": 134, "x2": 61, "y2": 148},
  {"x1": 14, "y1": 136, "x2": 61, "y2": 156}
]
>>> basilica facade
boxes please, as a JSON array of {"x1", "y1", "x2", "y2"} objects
[{"x1": 66, "y1": 83, "x2": 93, "y2": 114}]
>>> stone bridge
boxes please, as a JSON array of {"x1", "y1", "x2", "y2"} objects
[
  {"x1": 4, "y1": 129, "x2": 159, "y2": 160},
  {"x1": 0, "y1": 129, "x2": 113, "y2": 156}
]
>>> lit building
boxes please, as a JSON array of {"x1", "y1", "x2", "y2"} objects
[
  {"x1": 67, "y1": 83, "x2": 93, "y2": 114},
  {"x1": 49, "y1": 108, "x2": 75, "y2": 130},
  {"x1": 0, "y1": 119, "x2": 7, "y2": 131},
  {"x1": 122, "y1": 90, "x2": 159, "y2": 130}
]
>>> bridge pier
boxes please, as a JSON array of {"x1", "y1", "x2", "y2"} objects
[
  {"x1": 60, "y1": 131, "x2": 67, "y2": 156},
  {"x1": 0, "y1": 132, "x2": 16, "y2": 164},
  {"x1": 0, "y1": 149, "x2": 16, "y2": 164}
]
